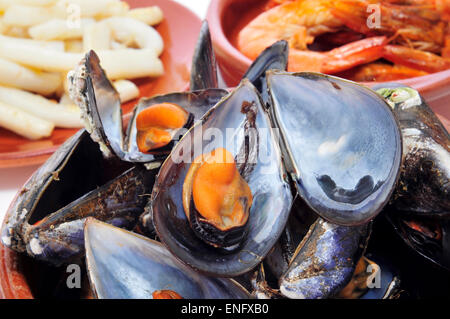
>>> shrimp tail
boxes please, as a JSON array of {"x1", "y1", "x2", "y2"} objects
[
  {"x1": 338, "y1": 62, "x2": 428, "y2": 82},
  {"x1": 383, "y1": 44, "x2": 450, "y2": 72},
  {"x1": 322, "y1": 36, "x2": 388, "y2": 73}
]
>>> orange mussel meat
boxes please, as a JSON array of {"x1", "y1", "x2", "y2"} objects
[
  {"x1": 136, "y1": 103, "x2": 189, "y2": 153},
  {"x1": 182, "y1": 148, "x2": 253, "y2": 248}
]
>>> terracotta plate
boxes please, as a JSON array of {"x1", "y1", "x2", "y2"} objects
[{"x1": 0, "y1": 0, "x2": 201, "y2": 168}]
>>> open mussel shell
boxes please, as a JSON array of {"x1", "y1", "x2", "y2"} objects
[
  {"x1": 190, "y1": 21, "x2": 219, "y2": 91},
  {"x1": 123, "y1": 20, "x2": 229, "y2": 162},
  {"x1": 2, "y1": 130, "x2": 93, "y2": 253},
  {"x1": 267, "y1": 71, "x2": 402, "y2": 226},
  {"x1": 69, "y1": 50, "x2": 125, "y2": 159},
  {"x1": 70, "y1": 50, "x2": 228, "y2": 163},
  {"x1": 372, "y1": 83, "x2": 449, "y2": 269},
  {"x1": 242, "y1": 40, "x2": 288, "y2": 106},
  {"x1": 22, "y1": 164, "x2": 156, "y2": 265},
  {"x1": 387, "y1": 213, "x2": 450, "y2": 270},
  {"x1": 85, "y1": 218, "x2": 250, "y2": 299},
  {"x1": 125, "y1": 89, "x2": 228, "y2": 162},
  {"x1": 1, "y1": 129, "x2": 159, "y2": 265},
  {"x1": 373, "y1": 83, "x2": 449, "y2": 216},
  {"x1": 152, "y1": 80, "x2": 293, "y2": 277}
]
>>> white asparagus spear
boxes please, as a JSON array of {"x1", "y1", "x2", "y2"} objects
[
  {"x1": 126, "y1": 7, "x2": 164, "y2": 26},
  {"x1": 0, "y1": 85, "x2": 82, "y2": 128},
  {"x1": 83, "y1": 22, "x2": 112, "y2": 51},
  {"x1": 3, "y1": 26, "x2": 30, "y2": 38},
  {"x1": 0, "y1": 0, "x2": 58, "y2": 11},
  {"x1": 59, "y1": 0, "x2": 120, "y2": 18},
  {"x1": 0, "y1": 57, "x2": 61, "y2": 96},
  {"x1": 2, "y1": 1, "x2": 121, "y2": 27},
  {"x1": 0, "y1": 101, "x2": 54, "y2": 140},
  {"x1": 0, "y1": 35, "x2": 78, "y2": 72},
  {"x1": 0, "y1": 19, "x2": 6, "y2": 34},
  {"x1": 0, "y1": 38, "x2": 164, "y2": 79},
  {"x1": 98, "y1": 49, "x2": 164, "y2": 79},
  {"x1": 2, "y1": 4, "x2": 66, "y2": 27},
  {"x1": 29, "y1": 18, "x2": 95, "y2": 41},
  {"x1": 59, "y1": 93, "x2": 73, "y2": 105},
  {"x1": 98, "y1": 0, "x2": 129, "y2": 19},
  {"x1": 0, "y1": 35, "x2": 64, "y2": 51},
  {"x1": 113, "y1": 80, "x2": 139, "y2": 103},
  {"x1": 65, "y1": 39, "x2": 84, "y2": 53}
]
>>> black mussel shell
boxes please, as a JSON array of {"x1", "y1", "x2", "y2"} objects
[
  {"x1": 358, "y1": 254, "x2": 402, "y2": 299},
  {"x1": 336, "y1": 254, "x2": 402, "y2": 299},
  {"x1": 279, "y1": 218, "x2": 371, "y2": 299},
  {"x1": 374, "y1": 83, "x2": 449, "y2": 216},
  {"x1": 1, "y1": 129, "x2": 159, "y2": 266},
  {"x1": 190, "y1": 21, "x2": 219, "y2": 91},
  {"x1": 188, "y1": 204, "x2": 249, "y2": 250},
  {"x1": 267, "y1": 71, "x2": 402, "y2": 226},
  {"x1": 242, "y1": 40, "x2": 288, "y2": 105},
  {"x1": 85, "y1": 219, "x2": 250, "y2": 299},
  {"x1": 373, "y1": 84, "x2": 449, "y2": 269},
  {"x1": 264, "y1": 197, "x2": 318, "y2": 280},
  {"x1": 69, "y1": 51, "x2": 125, "y2": 159},
  {"x1": 151, "y1": 80, "x2": 293, "y2": 277},
  {"x1": 387, "y1": 213, "x2": 450, "y2": 270}
]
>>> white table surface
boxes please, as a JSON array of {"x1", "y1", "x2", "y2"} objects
[{"x1": 0, "y1": 0, "x2": 211, "y2": 224}]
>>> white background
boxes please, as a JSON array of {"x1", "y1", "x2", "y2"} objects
[{"x1": 0, "y1": 0, "x2": 212, "y2": 223}]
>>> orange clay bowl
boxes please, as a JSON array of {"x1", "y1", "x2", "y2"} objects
[
  {"x1": 0, "y1": 0, "x2": 202, "y2": 298},
  {"x1": 207, "y1": 0, "x2": 450, "y2": 129}
]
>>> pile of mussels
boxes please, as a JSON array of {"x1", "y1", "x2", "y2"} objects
[{"x1": 1, "y1": 22, "x2": 449, "y2": 299}]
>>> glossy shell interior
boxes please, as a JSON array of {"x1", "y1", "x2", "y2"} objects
[
  {"x1": 125, "y1": 89, "x2": 228, "y2": 162},
  {"x1": 85, "y1": 219, "x2": 250, "y2": 299},
  {"x1": 268, "y1": 72, "x2": 403, "y2": 226},
  {"x1": 152, "y1": 80, "x2": 293, "y2": 277}
]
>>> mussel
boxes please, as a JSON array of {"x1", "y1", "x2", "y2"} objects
[
  {"x1": 374, "y1": 83, "x2": 450, "y2": 270},
  {"x1": 85, "y1": 218, "x2": 250, "y2": 299},
  {"x1": 279, "y1": 218, "x2": 371, "y2": 299},
  {"x1": 375, "y1": 84, "x2": 449, "y2": 216},
  {"x1": 151, "y1": 79, "x2": 293, "y2": 276},
  {"x1": 268, "y1": 71, "x2": 402, "y2": 226}
]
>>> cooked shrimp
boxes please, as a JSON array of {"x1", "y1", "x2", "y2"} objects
[
  {"x1": 286, "y1": 36, "x2": 387, "y2": 73},
  {"x1": 443, "y1": 35, "x2": 450, "y2": 57},
  {"x1": 384, "y1": 0, "x2": 450, "y2": 20},
  {"x1": 330, "y1": 0, "x2": 447, "y2": 54},
  {"x1": 383, "y1": 44, "x2": 450, "y2": 72},
  {"x1": 337, "y1": 62, "x2": 428, "y2": 81},
  {"x1": 322, "y1": 36, "x2": 387, "y2": 73},
  {"x1": 238, "y1": 0, "x2": 386, "y2": 73},
  {"x1": 287, "y1": 50, "x2": 325, "y2": 72},
  {"x1": 238, "y1": 0, "x2": 343, "y2": 60}
]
